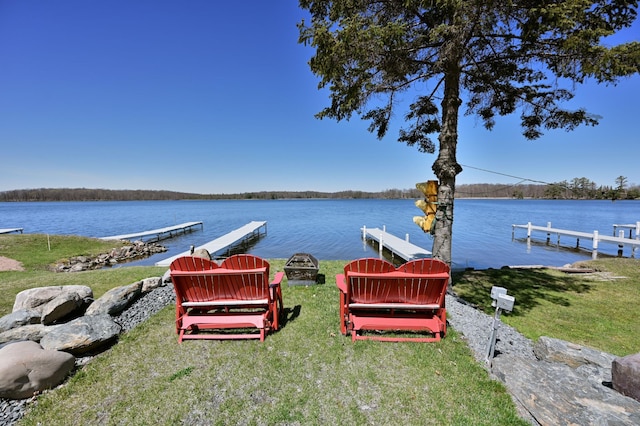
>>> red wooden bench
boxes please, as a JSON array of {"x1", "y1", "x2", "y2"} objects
[
  {"x1": 336, "y1": 258, "x2": 450, "y2": 342},
  {"x1": 169, "y1": 254, "x2": 284, "y2": 342}
]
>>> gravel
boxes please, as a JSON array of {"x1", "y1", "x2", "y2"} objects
[{"x1": 1, "y1": 285, "x2": 534, "y2": 425}]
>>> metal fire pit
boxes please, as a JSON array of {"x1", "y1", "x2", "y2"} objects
[{"x1": 284, "y1": 253, "x2": 319, "y2": 286}]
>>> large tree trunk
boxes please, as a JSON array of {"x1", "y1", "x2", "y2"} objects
[{"x1": 432, "y1": 61, "x2": 463, "y2": 267}]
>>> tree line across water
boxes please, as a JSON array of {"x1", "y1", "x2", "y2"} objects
[{"x1": 1, "y1": 177, "x2": 638, "y2": 202}]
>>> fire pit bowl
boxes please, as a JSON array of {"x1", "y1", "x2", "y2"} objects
[{"x1": 284, "y1": 253, "x2": 319, "y2": 286}]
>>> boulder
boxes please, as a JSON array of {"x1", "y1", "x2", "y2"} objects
[
  {"x1": 41, "y1": 290, "x2": 93, "y2": 325},
  {"x1": 534, "y1": 336, "x2": 615, "y2": 370},
  {"x1": 141, "y1": 276, "x2": 163, "y2": 293},
  {"x1": 492, "y1": 354, "x2": 640, "y2": 425},
  {"x1": 0, "y1": 309, "x2": 41, "y2": 332},
  {"x1": 613, "y1": 353, "x2": 640, "y2": 402},
  {"x1": 192, "y1": 248, "x2": 211, "y2": 260},
  {"x1": 0, "y1": 340, "x2": 75, "y2": 399},
  {"x1": 39, "y1": 314, "x2": 121, "y2": 355},
  {"x1": 85, "y1": 281, "x2": 143, "y2": 316},
  {"x1": 0, "y1": 324, "x2": 60, "y2": 344},
  {"x1": 13, "y1": 286, "x2": 93, "y2": 314}
]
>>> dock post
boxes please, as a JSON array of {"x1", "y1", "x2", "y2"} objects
[
  {"x1": 527, "y1": 222, "x2": 532, "y2": 238},
  {"x1": 546, "y1": 222, "x2": 552, "y2": 244},
  {"x1": 362, "y1": 226, "x2": 366, "y2": 240},
  {"x1": 636, "y1": 222, "x2": 640, "y2": 240},
  {"x1": 379, "y1": 232, "x2": 384, "y2": 256},
  {"x1": 618, "y1": 230, "x2": 625, "y2": 257},
  {"x1": 405, "y1": 233, "x2": 409, "y2": 242},
  {"x1": 592, "y1": 231, "x2": 599, "y2": 259}
]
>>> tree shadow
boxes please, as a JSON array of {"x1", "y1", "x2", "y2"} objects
[{"x1": 451, "y1": 268, "x2": 593, "y2": 316}]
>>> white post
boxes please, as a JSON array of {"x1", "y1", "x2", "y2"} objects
[
  {"x1": 527, "y1": 222, "x2": 532, "y2": 238},
  {"x1": 405, "y1": 233, "x2": 409, "y2": 242},
  {"x1": 362, "y1": 226, "x2": 366, "y2": 240},
  {"x1": 383, "y1": 225, "x2": 386, "y2": 232},
  {"x1": 619, "y1": 230, "x2": 625, "y2": 257},
  {"x1": 636, "y1": 222, "x2": 640, "y2": 240},
  {"x1": 379, "y1": 233, "x2": 384, "y2": 256},
  {"x1": 592, "y1": 230, "x2": 599, "y2": 259},
  {"x1": 546, "y1": 222, "x2": 552, "y2": 244}
]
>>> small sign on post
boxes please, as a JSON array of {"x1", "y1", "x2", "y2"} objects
[{"x1": 486, "y1": 286, "x2": 515, "y2": 367}]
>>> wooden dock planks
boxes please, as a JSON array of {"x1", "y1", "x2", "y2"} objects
[
  {"x1": 512, "y1": 222, "x2": 640, "y2": 258},
  {"x1": 362, "y1": 226, "x2": 431, "y2": 262},
  {"x1": 0, "y1": 228, "x2": 23, "y2": 235},
  {"x1": 100, "y1": 222, "x2": 203, "y2": 241},
  {"x1": 155, "y1": 221, "x2": 267, "y2": 266}
]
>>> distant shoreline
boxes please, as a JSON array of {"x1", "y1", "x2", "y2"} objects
[{"x1": 1, "y1": 186, "x2": 637, "y2": 202}]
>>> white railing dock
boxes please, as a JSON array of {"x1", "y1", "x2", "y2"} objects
[
  {"x1": 100, "y1": 221, "x2": 203, "y2": 242},
  {"x1": 612, "y1": 222, "x2": 640, "y2": 239},
  {"x1": 512, "y1": 222, "x2": 640, "y2": 258},
  {"x1": 155, "y1": 221, "x2": 267, "y2": 267},
  {"x1": 0, "y1": 228, "x2": 24, "y2": 235},
  {"x1": 362, "y1": 225, "x2": 431, "y2": 262}
]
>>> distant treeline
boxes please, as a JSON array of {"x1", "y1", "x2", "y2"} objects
[
  {"x1": 0, "y1": 187, "x2": 420, "y2": 202},
  {"x1": 1, "y1": 181, "x2": 638, "y2": 202}
]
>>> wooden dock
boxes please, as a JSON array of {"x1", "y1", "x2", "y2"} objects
[
  {"x1": 362, "y1": 225, "x2": 431, "y2": 262},
  {"x1": 0, "y1": 228, "x2": 24, "y2": 235},
  {"x1": 100, "y1": 221, "x2": 203, "y2": 242},
  {"x1": 512, "y1": 222, "x2": 640, "y2": 258},
  {"x1": 155, "y1": 221, "x2": 267, "y2": 267}
]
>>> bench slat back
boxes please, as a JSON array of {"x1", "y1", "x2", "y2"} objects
[
  {"x1": 170, "y1": 255, "x2": 271, "y2": 303},
  {"x1": 344, "y1": 258, "x2": 449, "y2": 305}
]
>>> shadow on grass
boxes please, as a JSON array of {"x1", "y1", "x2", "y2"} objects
[
  {"x1": 279, "y1": 304, "x2": 302, "y2": 328},
  {"x1": 452, "y1": 268, "x2": 593, "y2": 316}
]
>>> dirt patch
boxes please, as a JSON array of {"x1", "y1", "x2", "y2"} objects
[{"x1": 0, "y1": 256, "x2": 25, "y2": 271}]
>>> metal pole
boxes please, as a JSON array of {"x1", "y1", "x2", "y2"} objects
[{"x1": 486, "y1": 306, "x2": 502, "y2": 366}]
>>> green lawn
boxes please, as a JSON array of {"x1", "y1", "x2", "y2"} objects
[
  {"x1": 452, "y1": 258, "x2": 640, "y2": 356},
  {"x1": 19, "y1": 259, "x2": 526, "y2": 425}
]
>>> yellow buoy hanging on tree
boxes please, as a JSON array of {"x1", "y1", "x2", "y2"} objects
[{"x1": 413, "y1": 180, "x2": 438, "y2": 234}]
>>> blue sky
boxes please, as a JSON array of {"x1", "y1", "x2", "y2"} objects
[{"x1": 1, "y1": 1, "x2": 638, "y2": 194}]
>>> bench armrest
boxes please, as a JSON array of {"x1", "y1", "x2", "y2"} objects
[{"x1": 336, "y1": 273, "x2": 347, "y2": 293}]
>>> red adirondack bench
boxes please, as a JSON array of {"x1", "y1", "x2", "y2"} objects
[
  {"x1": 336, "y1": 257, "x2": 450, "y2": 342},
  {"x1": 169, "y1": 254, "x2": 284, "y2": 342}
]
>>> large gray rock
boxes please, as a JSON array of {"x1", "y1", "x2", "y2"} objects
[
  {"x1": 192, "y1": 248, "x2": 211, "y2": 260},
  {"x1": 85, "y1": 281, "x2": 143, "y2": 316},
  {"x1": 613, "y1": 353, "x2": 640, "y2": 402},
  {"x1": 534, "y1": 336, "x2": 616, "y2": 370},
  {"x1": 12, "y1": 286, "x2": 93, "y2": 316},
  {"x1": 0, "y1": 309, "x2": 41, "y2": 332},
  {"x1": 0, "y1": 340, "x2": 75, "y2": 399},
  {"x1": 41, "y1": 290, "x2": 92, "y2": 325},
  {"x1": 141, "y1": 276, "x2": 163, "y2": 293},
  {"x1": 0, "y1": 324, "x2": 61, "y2": 344},
  {"x1": 39, "y1": 314, "x2": 121, "y2": 355},
  {"x1": 493, "y1": 354, "x2": 640, "y2": 425}
]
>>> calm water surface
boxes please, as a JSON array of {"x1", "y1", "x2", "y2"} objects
[{"x1": 1, "y1": 199, "x2": 638, "y2": 270}]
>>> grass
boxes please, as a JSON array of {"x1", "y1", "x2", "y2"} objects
[
  {"x1": 2, "y1": 234, "x2": 638, "y2": 424},
  {"x1": 452, "y1": 258, "x2": 640, "y2": 356},
  {"x1": 0, "y1": 234, "x2": 168, "y2": 309},
  {"x1": 17, "y1": 259, "x2": 525, "y2": 425}
]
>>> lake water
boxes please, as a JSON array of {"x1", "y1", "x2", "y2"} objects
[{"x1": 1, "y1": 199, "x2": 638, "y2": 270}]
